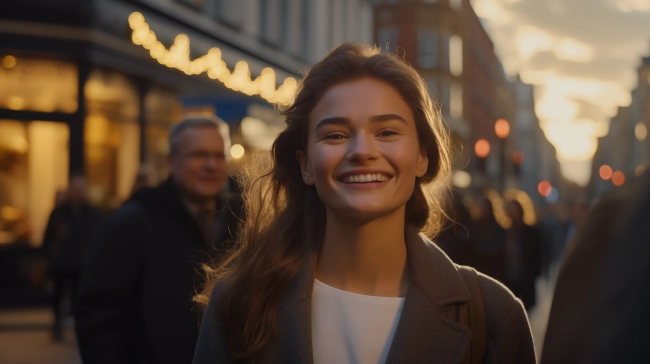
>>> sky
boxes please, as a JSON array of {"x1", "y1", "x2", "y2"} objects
[{"x1": 470, "y1": 0, "x2": 650, "y2": 185}]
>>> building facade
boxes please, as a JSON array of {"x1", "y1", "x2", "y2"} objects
[
  {"x1": 372, "y1": 0, "x2": 556, "y2": 194},
  {"x1": 589, "y1": 50, "x2": 650, "y2": 199},
  {"x1": 510, "y1": 76, "x2": 564, "y2": 206},
  {"x1": 0, "y1": 0, "x2": 374, "y2": 247}
]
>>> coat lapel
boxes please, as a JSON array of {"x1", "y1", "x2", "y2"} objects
[
  {"x1": 271, "y1": 248, "x2": 318, "y2": 364},
  {"x1": 385, "y1": 226, "x2": 472, "y2": 364},
  {"x1": 270, "y1": 225, "x2": 471, "y2": 364}
]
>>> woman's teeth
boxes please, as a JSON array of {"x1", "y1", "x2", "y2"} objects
[{"x1": 342, "y1": 174, "x2": 389, "y2": 183}]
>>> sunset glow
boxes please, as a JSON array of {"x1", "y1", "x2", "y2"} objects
[{"x1": 472, "y1": 0, "x2": 650, "y2": 185}]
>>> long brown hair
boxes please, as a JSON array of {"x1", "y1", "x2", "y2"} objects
[{"x1": 195, "y1": 42, "x2": 452, "y2": 359}]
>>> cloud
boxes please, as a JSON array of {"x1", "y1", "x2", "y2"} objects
[
  {"x1": 502, "y1": 0, "x2": 650, "y2": 48},
  {"x1": 571, "y1": 98, "x2": 612, "y2": 129},
  {"x1": 526, "y1": 51, "x2": 633, "y2": 84}
]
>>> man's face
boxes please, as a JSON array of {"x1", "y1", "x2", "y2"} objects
[{"x1": 168, "y1": 126, "x2": 228, "y2": 202}]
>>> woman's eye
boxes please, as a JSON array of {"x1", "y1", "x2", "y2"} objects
[
  {"x1": 378, "y1": 130, "x2": 397, "y2": 137},
  {"x1": 324, "y1": 133, "x2": 345, "y2": 140}
]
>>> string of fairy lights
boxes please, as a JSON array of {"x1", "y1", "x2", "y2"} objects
[{"x1": 128, "y1": 12, "x2": 298, "y2": 106}]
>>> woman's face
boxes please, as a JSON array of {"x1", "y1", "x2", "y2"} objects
[{"x1": 297, "y1": 77, "x2": 429, "y2": 222}]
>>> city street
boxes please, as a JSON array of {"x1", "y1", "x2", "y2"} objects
[{"x1": 0, "y1": 308, "x2": 81, "y2": 364}]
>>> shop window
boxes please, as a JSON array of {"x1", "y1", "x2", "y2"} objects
[
  {"x1": 450, "y1": 0, "x2": 462, "y2": 10},
  {"x1": 176, "y1": 0, "x2": 206, "y2": 9},
  {"x1": 0, "y1": 56, "x2": 77, "y2": 113},
  {"x1": 418, "y1": 29, "x2": 438, "y2": 69},
  {"x1": 84, "y1": 70, "x2": 140, "y2": 211},
  {"x1": 0, "y1": 120, "x2": 69, "y2": 247},
  {"x1": 261, "y1": 0, "x2": 286, "y2": 47},
  {"x1": 377, "y1": 27, "x2": 398, "y2": 54},
  {"x1": 449, "y1": 35, "x2": 463, "y2": 76},
  {"x1": 450, "y1": 82, "x2": 463, "y2": 119},
  {"x1": 145, "y1": 88, "x2": 183, "y2": 182},
  {"x1": 216, "y1": 0, "x2": 244, "y2": 28}
]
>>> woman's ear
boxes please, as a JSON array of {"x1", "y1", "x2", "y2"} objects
[
  {"x1": 416, "y1": 147, "x2": 429, "y2": 177},
  {"x1": 296, "y1": 150, "x2": 315, "y2": 185}
]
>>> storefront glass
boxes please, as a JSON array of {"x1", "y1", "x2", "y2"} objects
[
  {"x1": 0, "y1": 120, "x2": 69, "y2": 247},
  {"x1": 84, "y1": 69, "x2": 140, "y2": 211},
  {"x1": 145, "y1": 88, "x2": 183, "y2": 182},
  {"x1": 0, "y1": 55, "x2": 78, "y2": 113}
]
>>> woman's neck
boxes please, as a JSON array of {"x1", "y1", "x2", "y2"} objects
[{"x1": 316, "y1": 208, "x2": 410, "y2": 297}]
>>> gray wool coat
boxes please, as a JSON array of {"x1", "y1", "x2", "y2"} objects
[{"x1": 193, "y1": 226, "x2": 537, "y2": 363}]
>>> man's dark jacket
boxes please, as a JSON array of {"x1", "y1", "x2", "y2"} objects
[{"x1": 75, "y1": 177, "x2": 242, "y2": 364}]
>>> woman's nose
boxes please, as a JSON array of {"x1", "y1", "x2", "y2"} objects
[{"x1": 346, "y1": 133, "x2": 379, "y2": 163}]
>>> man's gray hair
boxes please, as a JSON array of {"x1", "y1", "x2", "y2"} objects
[{"x1": 169, "y1": 115, "x2": 232, "y2": 161}]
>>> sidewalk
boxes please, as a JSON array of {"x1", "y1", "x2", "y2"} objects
[
  {"x1": 528, "y1": 262, "x2": 561, "y2": 362},
  {"x1": 0, "y1": 308, "x2": 81, "y2": 364}
]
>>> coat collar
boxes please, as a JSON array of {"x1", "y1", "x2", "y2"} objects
[{"x1": 272, "y1": 225, "x2": 472, "y2": 364}]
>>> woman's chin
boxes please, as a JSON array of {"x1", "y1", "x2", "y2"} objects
[{"x1": 328, "y1": 204, "x2": 404, "y2": 224}]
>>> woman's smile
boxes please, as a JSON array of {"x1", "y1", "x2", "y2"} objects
[{"x1": 337, "y1": 169, "x2": 394, "y2": 189}]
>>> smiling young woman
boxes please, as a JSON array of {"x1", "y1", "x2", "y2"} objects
[{"x1": 193, "y1": 43, "x2": 536, "y2": 364}]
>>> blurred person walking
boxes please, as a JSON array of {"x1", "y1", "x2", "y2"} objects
[
  {"x1": 469, "y1": 197, "x2": 507, "y2": 283},
  {"x1": 504, "y1": 200, "x2": 542, "y2": 310},
  {"x1": 541, "y1": 171, "x2": 650, "y2": 363},
  {"x1": 75, "y1": 116, "x2": 242, "y2": 364},
  {"x1": 437, "y1": 190, "x2": 474, "y2": 266},
  {"x1": 42, "y1": 173, "x2": 103, "y2": 341}
]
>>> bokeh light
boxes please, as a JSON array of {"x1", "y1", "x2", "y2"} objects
[
  {"x1": 538, "y1": 180, "x2": 552, "y2": 197},
  {"x1": 512, "y1": 150, "x2": 524, "y2": 165},
  {"x1": 230, "y1": 144, "x2": 245, "y2": 159},
  {"x1": 612, "y1": 171, "x2": 625, "y2": 187},
  {"x1": 599, "y1": 165, "x2": 613, "y2": 180},
  {"x1": 474, "y1": 139, "x2": 490, "y2": 158},
  {"x1": 635, "y1": 123, "x2": 647, "y2": 141},
  {"x1": 451, "y1": 170, "x2": 472, "y2": 188},
  {"x1": 495, "y1": 118, "x2": 510, "y2": 139},
  {"x1": 2, "y1": 55, "x2": 16, "y2": 69}
]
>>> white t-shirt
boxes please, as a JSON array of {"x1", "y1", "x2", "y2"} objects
[{"x1": 311, "y1": 279, "x2": 405, "y2": 364}]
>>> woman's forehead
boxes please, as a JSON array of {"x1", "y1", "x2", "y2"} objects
[{"x1": 308, "y1": 77, "x2": 414, "y2": 126}]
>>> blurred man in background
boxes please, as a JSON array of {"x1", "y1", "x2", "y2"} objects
[
  {"x1": 75, "y1": 116, "x2": 242, "y2": 364},
  {"x1": 42, "y1": 173, "x2": 103, "y2": 341}
]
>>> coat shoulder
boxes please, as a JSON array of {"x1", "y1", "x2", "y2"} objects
[
  {"x1": 475, "y1": 271, "x2": 524, "y2": 323},
  {"x1": 473, "y1": 271, "x2": 536, "y2": 363}
]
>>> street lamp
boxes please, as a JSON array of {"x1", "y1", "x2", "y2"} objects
[
  {"x1": 495, "y1": 118, "x2": 510, "y2": 190},
  {"x1": 495, "y1": 118, "x2": 510, "y2": 139},
  {"x1": 474, "y1": 139, "x2": 490, "y2": 158}
]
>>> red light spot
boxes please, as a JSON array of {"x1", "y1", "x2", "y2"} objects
[
  {"x1": 612, "y1": 171, "x2": 625, "y2": 187},
  {"x1": 495, "y1": 118, "x2": 510, "y2": 139},
  {"x1": 538, "y1": 180, "x2": 552, "y2": 197},
  {"x1": 512, "y1": 150, "x2": 524, "y2": 165},
  {"x1": 599, "y1": 165, "x2": 613, "y2": 180},
  {"x1": 475, "y1": 139, "x2": 490, "y2": 158}
]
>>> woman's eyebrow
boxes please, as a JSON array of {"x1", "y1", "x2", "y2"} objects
[
  {"x1": 315, "y1": 116, "x2": 349, "y2": 131},
  {"x1": 315, "y1": 114, "x2": 408, "y2": 131},
  {"x1": 369, "y1": 114, "x2": 408, "y2": 125}
]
